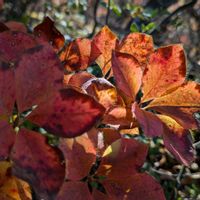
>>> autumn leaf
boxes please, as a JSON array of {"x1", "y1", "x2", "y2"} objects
[
  {"x1": 112, "y1": 51, "x2": 143, "y2": 99},
  {"x1": 34, "y1": 16, "x2": 65, "y2": 51},
  {"x1": 28, "y1": 88, "x2": 105, "y2": 138},
  {"x1": 11, "y1": 129, "x2": 65, "y2": 200},
  {"x1": 91, "y1": 26, "x2": 118, "y2": 76},
  {"x1": 142, "y1": 45, "x2": 186, "y2": 102},
  {"x1": 117, "y1": 32, "x2": 154, "y2": 67},
  {"x1": 60, "y1": 38, "x2": 100, "y2": 72},
  {"x1": 0, "y1": 161, "x2": 32, "y2": 200},
  {"x1": 59, "y1": 133, "x2": 96, "y2": 180}
]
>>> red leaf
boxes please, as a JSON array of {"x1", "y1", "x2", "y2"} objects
[
  {"x1": 112, "y1": 51, "x2": 143, "y2": 99},
  {"x1": 0, "y1": 121, "x2": 16, "y2": 161},
  {"x1": 142, "y1": 45, "x2": 186, "y2": 102},
  {"x1": 15, "y1": 43, "x2": 63, "y2": 112},
  {"x1": 158, "y1": 115, "x2": 194, "y2": 166},
  {"x1": 91, "y1": 26, "x2": 117, "y2": 76},
  {"x1": 132, "y1": 103, "x2": 163, "y2": 137},
  {"x1": 0, "y1": 31, "x2": 37, "y2": 63},
  {"x1": 0, "y1": 67, "x2": 15, "y2": 116},
  {"x1": 28, "y1": 88, "x2": 105, "y2": 138},
  {"x1": 5, "y1": 21, "x2": 27, "y2": 32},
  {"x1": 118, "y1": 32, "x2": 153, "y2": 67},
  {"x1": 59, "y1": 133, "x2": 96, "y2": 180},
  {"x1": 34, "y1": 16, "x2": 65, "y2": 51},
  {"x1": 56, "y1": 181, "x2": 92, "y2": 200},
  {"x1": 97, "y1": 138, "x2": 148, "y2": 179},
  {"x1": 149, "y1": 106, "x2": 200, "y2": 129},
  {"x1": 0, "y1": 22, "x2": 9, "y2": 32},
  {"x1": 103, "y1": 173, "x2": 166, "y2": 200},
  {"x1": 11, "y1": 129, "x2": 65, "y2": 200}
]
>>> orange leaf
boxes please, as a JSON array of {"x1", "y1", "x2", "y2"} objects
[
  {"x1": 118, "y1": 32, "x2": 153, "y2": 67},
  {"x1": 147, "y1": 81, "x2": 200, "y2": 107},
  {"x1": 91, "y1": 26, "x2": 117, "y2": 76},
  {"x1": 0, "y1": 161, "x2": 32, "y2": 200},
  {"x1": 112, "y1": 51, "x2": 143, "y2": 99},
  {"x1": 83, "y1": 77, "x2": 123, "y2": 111},
  {"x1": 60, "y1": 38, "x2": 97, "y2": 72},
  {"x1": 142, "y1": 45, "x2": 186, "y2": 102}
]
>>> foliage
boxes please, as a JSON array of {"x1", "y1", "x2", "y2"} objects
[{"x1": 0, "y1": 16, "x2": 199, "y2": 200}]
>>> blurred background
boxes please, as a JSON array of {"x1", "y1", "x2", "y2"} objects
[{"x1": 0, "y1": 0, "x2": 200, "y2": 199}]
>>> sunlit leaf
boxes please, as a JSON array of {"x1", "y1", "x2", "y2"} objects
[
  {"x1": 142, "y1": 45, "x2": 186, "y2": 102},
  {"x1": 112, "y1": 51, "x2": 143, "y2": 99},
  {"x1": 83, "y1": 77, "x2": 123, "y2": 110},
  {"x1": 117, "y1": 32, "x2": 153, "y2": 67},
  {"x1": 147, "y1": 81, "x2": 200, "y2": 107},
  {"x1": 91, "y1": 26, "x2": 118, "y2": 76},
  {"x1": 60, "y1": 38, "x2": 99, "y2": 72},
  {"x1": 0, "y1": 161, "x2": 32, "y2": 200}
]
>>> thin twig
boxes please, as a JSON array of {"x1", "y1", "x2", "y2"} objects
[
  {"x1": 150, "y1": 0, "x2": 198, "y2": 34},
  {"x1": 105, "y1": 0, "x2": 111, "y2": 25},
  {"x1": 89, "y1": 0, "x2": 100, "y2": 38}
]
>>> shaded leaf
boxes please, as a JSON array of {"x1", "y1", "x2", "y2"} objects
[
  {"x1": 34, "y1": 16, "x2": 65, "y2": 51},
  {"x1": 103, "y1": 173, "x2": 166, "y2": 200},
  {"x1": 0, "y1": 121, "x2": 16, "y2": 161},
  {"x1": 97, "y1": 138, "x2": 148, "y2": 179},
  {"x1": 132, "y1": 103, "x2": 163, "y2": 137},
  {"x1": 158, "y1": 115, "x2": 194, "y2": 166},
  {"x1": 56, "y1": 181, "x2": 92, "y2": 200},
  {"x1": 28, "y1": 88, "x2": 105, "y2": 138},
  {"x1": 5, "y1": 21, "x2": 27, "y2": 32},
  {"x1": 11, "y1": 129, "x2": 65, "y2": 200},
  {"x1": 15, "y1": 43, "x2": 63, "y2": 112},
  {"x1": 142, "y1": 45, "x2": 186, "y2": 102},
  {"x1": 0, "y1": 66, "x2": 15, "y2": 116},
  {"x1": 59, "y1": 133, "x2": 96, "y2": 180},
  {"x1": 150, "y1": 106, "x2": 200, "y2": 129},
  {"x1": 0, "y1": 31, "x2": 37, "y2": 63}
]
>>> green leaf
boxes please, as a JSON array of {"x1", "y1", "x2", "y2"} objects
[{"x1": 130, "y1": 23, "x2": 139, "y2": 33}]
